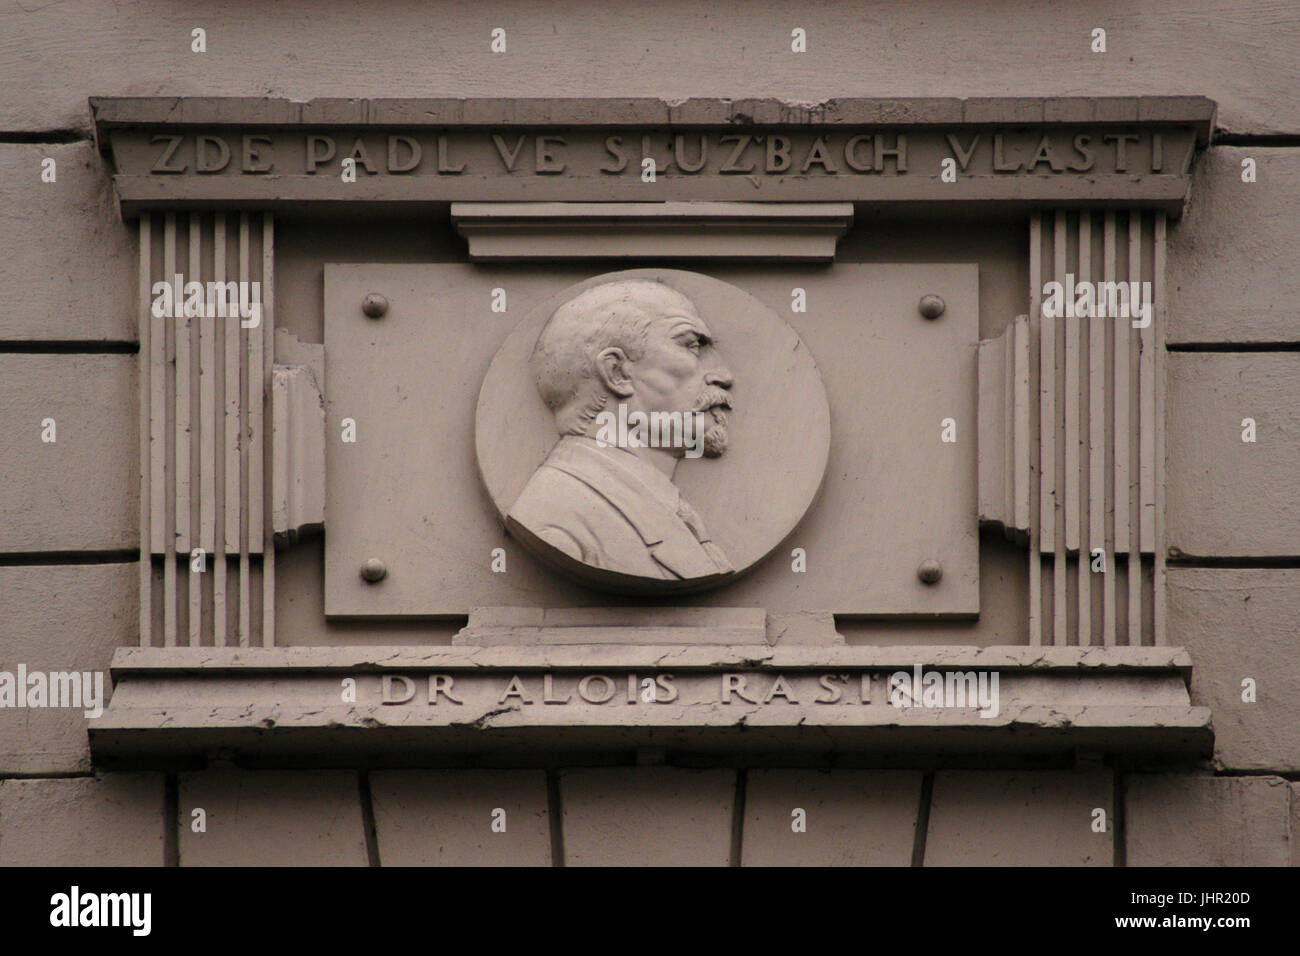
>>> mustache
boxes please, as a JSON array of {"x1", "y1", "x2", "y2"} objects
[{"x1": 691, "y1": 387, "x2": 733, "y2": 415}]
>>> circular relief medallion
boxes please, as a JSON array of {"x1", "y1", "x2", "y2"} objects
[{"x1": 476, "y1": 268, "x2": 831, "y2": 594}]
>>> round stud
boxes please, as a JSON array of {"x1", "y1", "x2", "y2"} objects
[
  {"x1": 361, "y1": 293, "x2": 389, "y2": 319},
  {"x1": 360, "y1": 557, "x2": 387, "y2": 583},
  {"x1": 917, "y1": 559, "x2": 943, "y2": 585},
  {"x1": 918, "y1": 294, "x2": 946, "y2": 320}
]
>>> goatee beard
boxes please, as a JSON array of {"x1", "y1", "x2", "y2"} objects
[{"x1": 701, "y1": 405, "x2": 728, "y2": 457}]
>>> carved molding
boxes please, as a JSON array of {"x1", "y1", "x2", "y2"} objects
[
  {"x1": 92, "y1": 96, "x2": 1214, "y2": 215},
  {"x1": 451, "y1": 201, "x2": 854, "y2": 261},
  {"x1": 89, "y1": 644, "x2": 1212, "y2": 765}
]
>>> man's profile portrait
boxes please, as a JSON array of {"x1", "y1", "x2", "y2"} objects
[{"x1": 507, "y1": 279, "x2": 736, "y2": 584}]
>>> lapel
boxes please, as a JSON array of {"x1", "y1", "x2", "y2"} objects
[{"x1": 546, "y1": 440, "x2": 727, "y2": 579}]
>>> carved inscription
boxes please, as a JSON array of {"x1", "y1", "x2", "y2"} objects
[{"x1": 140, "y1": 129, "x2": 1175, "y2": 178}]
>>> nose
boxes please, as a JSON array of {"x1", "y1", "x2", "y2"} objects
[{"x1": 704, "y1": 363, "x2": 733, "y2": 390}]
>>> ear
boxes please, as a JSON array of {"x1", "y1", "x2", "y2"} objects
[{"x1": 595, "y1": 346, "x2": 635, "y2": 398}]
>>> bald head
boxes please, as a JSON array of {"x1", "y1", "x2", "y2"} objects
[{"x1": 532, "y1": 280, "x2": 704, "y2": 434}]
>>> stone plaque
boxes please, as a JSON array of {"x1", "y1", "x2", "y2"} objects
[
  {"x1": 324, "y1": 262, "x2": 978, "y2": 616},
  {"x1": 84, "y1": 97, "x2": 1217, "y2": 766},
  {"x1": 476, "y1": 270, "x2": 831, "y2": 594}
]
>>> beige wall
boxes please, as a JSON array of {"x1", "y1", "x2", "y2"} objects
[{"x1": 1, "y1": 0, "x2": 1297, "y2": 865}]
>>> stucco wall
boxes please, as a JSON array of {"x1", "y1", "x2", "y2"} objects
[{"x1": 1, "y1": 0, "x2": 1297, "y2": 865}]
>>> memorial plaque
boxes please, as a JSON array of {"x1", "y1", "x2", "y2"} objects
[
  {"x1": 324, "y1": 262, "x2": 978, "y2": 616},
  {"x1": 83, "y1": 96, "x2": 1215, "y2": 764}
]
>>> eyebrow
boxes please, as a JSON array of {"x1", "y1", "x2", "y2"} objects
[{"x1": 668, "y1": 321, "x2": 714, "y2": 346}]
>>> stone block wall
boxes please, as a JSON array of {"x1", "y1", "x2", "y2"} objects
[{"x1": 1, "y1": 0, "x2": 1296, "y2": 865}]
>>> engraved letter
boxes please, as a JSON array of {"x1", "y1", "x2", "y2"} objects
[
  {"x1": 388, "y1": 135, "x2": 422, "y2": 173},
  {"x1": 381, "y1": 675, "x2": 416, "y2": 704},
  {"x1": 1069, "y1": 134, "x2": 1096, "y2": 172},
  {"x1": 674, "y1": 134, "x2": 708, "y2": 173},
  {"x1": 719, "y1": 135, "x2": 756, "y2": 173},
  {"x1": 1103, "y1": 133, "x2": 1140, "y2": 173},
  {"x1": 993, "y1": 134, "x2": 1021, "y2": 172},
  {"x1": 241, "y1": 135, "x2": 273, "y2": 173},
  {"x1": 535, "y1": 135, "x2": 567, "y2": 174},
  {"x1": 601, "y1": 135, "x2": 628, "y2": 173},
  {"x1": 428, "y1": 674, "x2": 463, "y2": 704},
  {"x1": 305, "y1": 135, "x2": 336, "y2": 174},
  {"x1": 945, "y1": 133, "x2": 980, "y2": 172},
  {"x1": 815, "y1": 674, "x2": 843, "y2": 703},
  {"x1": 844, "y1": 134, "x2": 873, "y2": 172},
  {"x1": 874, "y1": 134, "x2": 907, "y2": 173},
  {"x1": 437, "y1": 134, "x2": 466, "y2": 173},
  {"x1": 766, "y1": 134, "x2": 792, "y2": 173},
  {"x1": 721, "y1": 673, "x2": 759, "y2": 703},
  {"x1": 150, "y1": 135, "x2": 187, "y2": 174},
  {"x1": 492, "y1": 134, "x2": 527, "y2": 172},
  {"x1": 799, "y1": 136, "x2": 839, "y2": 174}
]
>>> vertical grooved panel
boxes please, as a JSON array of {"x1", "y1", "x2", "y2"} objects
[
  {"x1": 149, "y1": 218, "x2": 166, "y2": 556},
  {"x1": 1139, "y1": 216, "x2": 1157, "y2": 555},
  {"x1": 248, "y1": 221, "x2": 264, "y2": 557},
  {"x1": 1127, "y1": 212, "x2": 1143, "y2": 642},
  {"x1": 137, "y1": 214, "x2": 153, "y2": 647},
  {"x1": 136, "y1": 211, "x2": 276, "y2": 649},
  {"x1": 224, "y1": 216, "x2": 242, "y2": 557},
  {"x1": 1087, "y1": 214, "x2": 1106, "y2": 645},
  {"x1": 1036, "y1": 212, "x2": 1055, "y2": 556},
  {"x1": 200, "y1": 214, "x2": 216, "y2": 556},
  {"x1": 1003, "y1": 328, "x2": 1014, "y2": 519},
  {"x1": 162, "y1": 213, "x2": 177, "y2": 648},
  {"x1": 1052, "y1": 214, "x2": 1067, "y2": 645},
  {"x1": 176, "y1": 222, "x2": 192, "y2": 555},
  {"x1": 1061, "y1": 212, "x2": 1079, "y2": 555},
  {"x1": 225, "y1": 215, "x2": 242, "y2": 644},
  {"x1": 198, "y1": 211, "x2": 215, "y2": 647},
  {"x1": 238, "y1": 213, "x2": 251, "y2": 647},
  {"x1": 1077, "y1": 212, "x2": 1092, "y2": 646},
  {"x1": 1013, "y1": 319, "x2": 1029, "y2": 532},
  {"x1": 213, "y1": 215, "x2": 228, "y2": 647},
  {"x1": 1153, "y1": 212, "x2": 1167, "y2": 645},
  {"x1": 1102, "y1": 212, "x2": 1118, "y2": 646},
  {"x1": 184, "y1": 215, "x2": 200, "y2": 646},
  {"x1": 1112, "y1": 213, "x2": 1130, "y2": 556},
  {"x1": 1028, "y1": 213, "x2": 1043, "y2": 646},
  {"x1": 261, "y1": 215, "x2": 277, "y2": 648}
]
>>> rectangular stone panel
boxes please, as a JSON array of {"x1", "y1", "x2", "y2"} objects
[
  {"x1": 325, "y1": 263, "x2": 977, "y2": 616},
  {"x1": 1169, "y1": 149, "x2": 1300, "y2": 344},
  {"x1": 369, "y1": 770, "x2": 551, "y2": 866},
  {"x1": 0, "y1": 143, "x2": 136, "y2": 342},
  {"x1": 1167, "y1": 353, "x2": 1300, "y2": 557},
  {"x1": 0, "y1": 354, "x2": 138, "y2": 552},
  {"x1": 741, "y1": 770, "x2": 921, "y2": 866},
  {"x1": 1169, "y1": 568, "x2": 1300, "y2": 772},
  {"x1": 0, "y1": 774, "x2": 164, "y2": 866},
  {"x1": 178, "y1": 769, "x2": 369, "y2": 866},
  {"x1": 104, "y1": 124, "x2": 1196, "y2": 212},
  {"x1": 924, "y1": 771, "x2": 1113, "y2": 866},
  {"x1": 559, "y1": 767, "x2": 735, "y2": 866},
  {"x1": 0, "y1": 563, "x2": 136, "y2": 774},
  {"x1": 1126, "y1": 774, "x2": 1291, "y2": 866}
]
